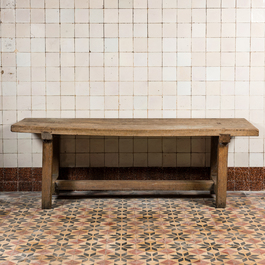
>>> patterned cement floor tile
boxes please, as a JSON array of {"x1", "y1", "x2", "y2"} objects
[{"x1": 1, "y1": 192, "x2": 265, "y2": 264}]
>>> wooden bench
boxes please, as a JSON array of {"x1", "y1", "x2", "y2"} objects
[{"x1": 11, "y1": 118, "x2": 259, "y2": 209}]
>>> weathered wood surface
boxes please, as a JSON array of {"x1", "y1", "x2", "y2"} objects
[
  {"x1": 11, "y1": 118, "x2": 259, "y2": 209},
  {"x1": 42, "y1": 139, "x2": 53, "y2": 209},
  {"x1": 56, "y1": 180, "x2": 214, "y2": 191},
  {"x1": 210, "y1": 136, "x2": 218, "y2": 194},
  {"x1": 11, "y1": 118, "x2": 259, "y2": 137},
  {"x1": 216, "y1": 135, "x2": 230, "y2": 208},
  {"x1": 52, "y1": 135, "x2": 60, "y2": 195},
  {"x1": 41, "y1": 132, "x2": 53, "y2": 140}
]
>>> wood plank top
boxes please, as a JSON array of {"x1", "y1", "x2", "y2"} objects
[{"x1": 11, "y1": 118, "x2": 258, "y2": 137}]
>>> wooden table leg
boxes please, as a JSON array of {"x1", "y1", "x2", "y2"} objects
[
  {"x1": 216, "y1": 134, "x2": 231, "y2": 208},
  {"x1": 52, "y1": 135, "x2": 60, "y2": 194},
  {"x1": 210, "y1": 136, "x2": 218, "y2": 194},
  {"x1": 41, "y1": 132, "x2": 53, "y2": 209}
]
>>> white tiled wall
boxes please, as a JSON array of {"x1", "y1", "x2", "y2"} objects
[{"x1": 0, "y1": 0, "x2": 264, "y2": 168}]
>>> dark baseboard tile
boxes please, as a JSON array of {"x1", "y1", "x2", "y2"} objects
[{"x1": 0, "y1": 167, "x2": 264, "y2": 192}]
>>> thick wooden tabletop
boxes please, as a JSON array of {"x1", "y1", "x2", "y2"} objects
[{"x1": 11, "y1": 118, "x2": 258, "y2": 137}]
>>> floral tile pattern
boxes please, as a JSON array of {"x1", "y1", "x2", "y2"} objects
[{"x1": 1, "y1": 192, "x2": 265, "y2": 264}]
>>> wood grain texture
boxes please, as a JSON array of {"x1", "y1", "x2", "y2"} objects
[
  {"x1": 210, "y1": 136, "x2": 218, "y2": 194},
  {"x1": 41, "y1": 132, "x2": 52, "y2": 140},
  {"x1": 219, "y1": 134, "x2": 231, "y2": 144},
  {"x1": 56, "y1": 180, "x2": 214, "y2": 191},
  {"x1": 216, "y1": 135, "x2": 230, "y2": 208},
  {"x1": 11, "y1": 118, "x2": 259, "y2": 137},
  {"x1": 52, "y1": 135, "x2": 60, "y2": 195},
  {"x1": 42, "y1": 140, "x2": 53, "y2": 209},
  {"x1": 11, "y1": 118, "x2": 259, "y2": 209}
]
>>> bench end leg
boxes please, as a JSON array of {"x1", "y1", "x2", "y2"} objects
[
  {"x1": 216, "y1": 135, "x2": 230, "y2": 208},
  {"x1": 42, "y1": 136, "x2": 53, "y2": 209}
]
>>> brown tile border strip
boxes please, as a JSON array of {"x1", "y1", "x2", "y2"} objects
[{"x1": 0, "y1": 167, "x2": 264, "y2": 191}]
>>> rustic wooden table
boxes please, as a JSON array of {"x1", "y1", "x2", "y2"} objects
[{"x1": 11, "y1": 118, "x2": 259, "y2": 209}]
